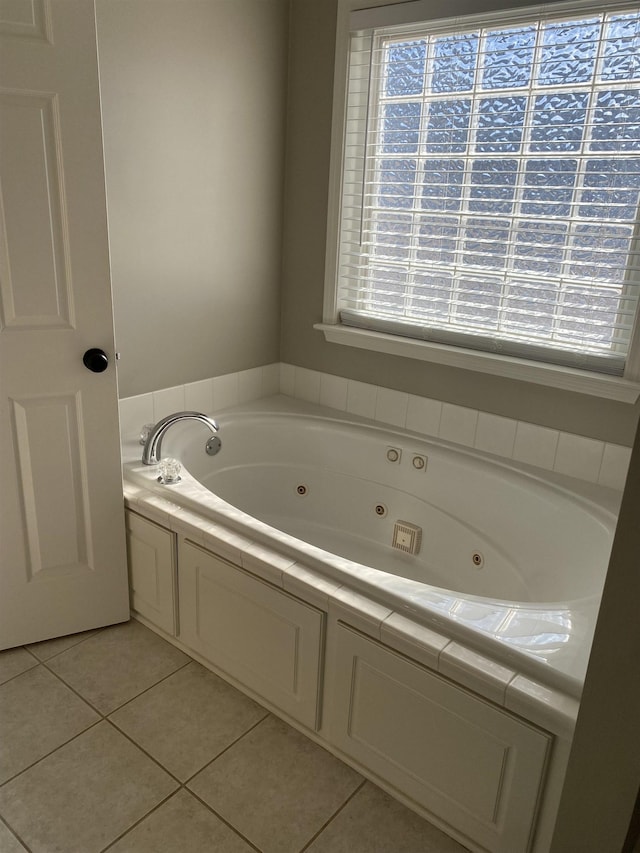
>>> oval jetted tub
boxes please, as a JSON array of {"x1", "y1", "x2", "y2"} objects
[{"x1": 122, "y1": 396, "x2": 619, "y2": 699}]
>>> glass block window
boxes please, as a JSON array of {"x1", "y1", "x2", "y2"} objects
[{"x1": 337, "y1": 5, "x2": 640, "y2": 374}]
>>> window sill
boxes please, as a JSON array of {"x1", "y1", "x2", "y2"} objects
[{"x1": 314, "y1": 323, "x2": 640, "y2": 403}]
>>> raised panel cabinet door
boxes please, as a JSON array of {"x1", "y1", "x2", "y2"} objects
[
  {"x1": 0, "y1": 0, "x2": 129, "y2": 647},
  {"x1": 179, "y1": 540, "x2": 324, "y2": 730},
  {"x1": 325, "y1": 623, "x2": 551, "y2": 853},
  {"x1": 126, "y1": 512, "x2": 177, "y2": 635}
]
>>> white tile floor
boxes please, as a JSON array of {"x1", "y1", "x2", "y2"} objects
[{"x1": 0, "y1": 620, "x2": 470, "y2": 853}]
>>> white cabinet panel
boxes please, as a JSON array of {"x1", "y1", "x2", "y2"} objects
[
  {"x1": 125, "y1": 511, "x2": 176, "y2": 635},
  {"x1": 179, "y1": 540, "x2": 323, "y2": 730},
  {"x1": 325, "y1": 622, "x2": 551, "y2": 853}
]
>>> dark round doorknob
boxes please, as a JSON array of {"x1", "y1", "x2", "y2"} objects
[{"x1": 82, "y1": 348, "x2": 109, "y2": 373}]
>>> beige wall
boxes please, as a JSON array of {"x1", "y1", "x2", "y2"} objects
[
  {"x1": 97, "y1": 0, "x2": 288, "y2": 399},
  {"x1": 280, "y1": 0, "x2": 640, "y2": 446}
]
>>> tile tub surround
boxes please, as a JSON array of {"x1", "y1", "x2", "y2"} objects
[
  {"x1": 118, "y1": 363, "x2": 281, "y2": 445},
  {"x1": 119, "y1": 363, "x2": 631, "y2": 491},
  {"x1": 279, "y1": 364, "x2": 632, "y2": 491},
  {"x1": 0, "y1": 622, "x2": 470, "y2": 853}
]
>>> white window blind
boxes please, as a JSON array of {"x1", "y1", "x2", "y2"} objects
[{"x1": 337, "y1": 3, "x2": 640, "y2": 375}]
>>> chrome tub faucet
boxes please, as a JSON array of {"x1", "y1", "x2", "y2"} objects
[{"x1": 142, "y1": 411, "x2": 220, "y2": 465}]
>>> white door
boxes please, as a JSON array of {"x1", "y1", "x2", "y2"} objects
[{"x1": 0, "y1": 0, "x2": 130, "y2": 648}]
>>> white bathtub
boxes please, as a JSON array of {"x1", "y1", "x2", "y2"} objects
[{"x1": 122, "y1": 396, "x2": 619, "y2": 698}]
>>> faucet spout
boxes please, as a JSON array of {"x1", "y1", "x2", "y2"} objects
[{"x1": 142, "y1": 411, "x2": 219, "y2": 465}]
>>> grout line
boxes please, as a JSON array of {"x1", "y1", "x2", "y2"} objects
[
  {"x1": 0, "y1": 633, "x2": 199, "y2": 790},
  {"x1": 1, "y1": 628, "x2": 464, "y2": 853},
  {"x1": 182, "y1": 711, "x2": 271, "y2": 787},
  {"x1": 469, "y1": 409, "x2": 479, "y2": 448},
  {"x1": 2, "y1": 626, "x2": 274, "y2": 853},
  {"x1": 106, "y1": 684, "x2": 269, "y2": 792},
  {"x1": 0, "y1": 718, "x2": 103, "y2": 791},
  {"x1": 0, "y1": 812, "x2": 33, "y2": 853},
  {"x1": 185, "y1": 787, "x2": 263, "y2": 853},
  {"x1": 98, "y1": 789, "x2": 178, "y2": 853},
  {"x1": 0, "y1": 640, "x2": 267, "y2": 851},
  {"x1": 298, "y1": 778, "x2": 367, "y2": 852},
  {"x1": 38, "y1": 658, "x2": 110, "y2": 718},
  {"x1": 596, "y1": 439, "x2": 608, "y2": 484},
  {"x1": 37, "y1": 635, "x2": 192, "y2": 719},
  {"x1": 104, "y1": 658, "x2": 193, "y2": 716},
  {"x1": 550, "y1": 429, "x2": 561, "y2": 472},
  {"x1": 25, "y1": 626, "x2": 107, "y2": 664},
  {"x1": 0, "y1": 661, "x2": 39, "y2": 690},
  {"x1": 103, "y1": 718, "x2": 184, "y2": 786},
  {"x1": 21, "y1": 647, "x2": 40, "y2": 664}
]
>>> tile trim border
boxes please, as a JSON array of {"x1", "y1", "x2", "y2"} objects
[
  {"x1": 279, "y1": 364, "x2": 631, "y2": 490},
  {"x1": 118, "y1": 362, "x2": 631, "y2": 491}
]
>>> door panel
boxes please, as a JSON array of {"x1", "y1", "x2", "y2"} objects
[
  {"x1": 0, "y1": 0, "x2": 51, "y2": 42},
  {"x1": 0, "y1": 0, "x2": 129, "y2": 648},
  {"x1": 12, "y1": 394, "x2": 91, "y2": 578},
  {"x1": 0, "y1": 91, "x2": 72, "y2": 329}
]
